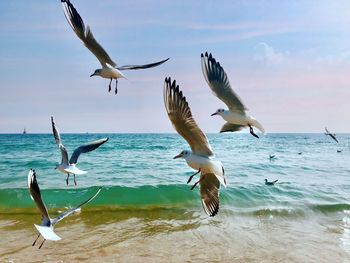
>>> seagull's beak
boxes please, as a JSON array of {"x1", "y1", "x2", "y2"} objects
[
  {"x1": 90, "y1": 73, "x2": 95, "y2": 77},
  {"x1": 211, "y1": 112, "x2": 218, "y2": 116},
  {"x1": 173, "y1": 154, "x2": 182, "y2": 159}
]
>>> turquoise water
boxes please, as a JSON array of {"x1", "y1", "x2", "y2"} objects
[
  {"x1": 0, "y1": 133, "x2": 349, "y2": 216},
  {"x1": 2, "y1": 133, "x2": 350, "y2": 262}
]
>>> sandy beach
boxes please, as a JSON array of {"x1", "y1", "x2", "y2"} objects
[{"x1": 1, "y1": 206, "x2": 350, "y2": 262}]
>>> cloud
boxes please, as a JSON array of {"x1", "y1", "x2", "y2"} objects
[
  {"x1": 315, "y1": 51, "x2": 350, "y2": 66},
  {"x1": 253, "y1": 42, "x2": 288, "y2": 65}
]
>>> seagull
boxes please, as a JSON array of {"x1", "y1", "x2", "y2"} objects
[
  {"x1": 164, "y1": 77, "x2": 227, "y2": 217},
  {"x1": 51, "y1": 116, "x2": 108, "y2": 185},
  {"x1": 269, "y1": 154, "x2": 276, "y2": 160},
  {"x1": 264, "y1": 179, "x2": 278, "y2": 185},
  {"x1": 201, "y1": 52, "x2": 265, "y2": 138},
  {"x1": 61, "y1": 0, "x2": 169, "y2": 95},
  {"x1": 324, "y1": 127, "x2": 339, "y2": 143},
  {"x1": 28, "y1": 169, "x2": 101, "y2": 249}
]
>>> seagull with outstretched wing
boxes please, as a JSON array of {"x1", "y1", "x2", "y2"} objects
[
  {"x1": 51, "y1": 116, "x2": 108, "y2": 185},
  {"x1": 201, "y1": 52, "x2": 265, "y2": 138},
  {"x1": 164, "y1": 77, "x2": 227, "y2": 217},
  {"x1": 264, "y1": 179, "x2": 278, "y2": 185},
  {"x1": 28, "y1": 169, "x2": 101, "y2": 249},
  {"x1": 61, "y1": 0, "x2": 169, "y2": 94},
  {"x1": 324, "y1": 127, "x2": 339, "y2": 143}
]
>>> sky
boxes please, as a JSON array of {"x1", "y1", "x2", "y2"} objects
[{"x1": 1, "y1": 0, "x2": 350, "y2": 133}]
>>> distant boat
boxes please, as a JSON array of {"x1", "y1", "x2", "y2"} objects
[{"x1": 23, "y1": 128, "x2": 27, "y2": 134}]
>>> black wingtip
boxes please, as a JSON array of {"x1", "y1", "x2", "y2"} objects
[
  {"x1": 165, "y1": 77, "x2": 171, "y2": 84},
  {"x1": 209, "y1": 208, "x2": 219, "y2": 217},
  {"x1": 204, "y1": 202, "x2": 219, "y2": 217}
]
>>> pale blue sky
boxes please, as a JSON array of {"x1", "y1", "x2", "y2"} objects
[{"x1": 1, "y1": 0, "x2": 350, "y2": 133}]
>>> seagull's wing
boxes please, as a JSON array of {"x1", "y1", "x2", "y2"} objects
[
  {"x1": 325, "y1": 127, "x2": 330, "y2": 134},
  {"x1": 69, "y1": 138, "x2": 109, "y2": 164},
  {"x1": 220, "y1": 122, "x2": 245, "y2": 133},
  {"x1": 117, "y1": 58, "x2": 170, "y2": 70},
  {"x1": 61, "y1": 0, "x2": 117, "y2": 67},
  {"x1": 51, "y1": 117, "x2": 69, "y2": 165},
  {"x1": 27, "y1": 169, "x2": 49, "y2": 220},
  {"x1": 164, "y1": 77, "x2": 214, "y2": 157},
  {"x1": 200, "y1": 173, "x2": 220, "y2": 217},
  {"x1": 60, "y1": 145, "x2": 69, "y2": 165},
  {"x1": 201, "y1": 52, "x2": 247, "y2": 114},
  {"x1": 51, "y1": 188, "x2": 101, "y2": 225},
  {"x1": 51, "y1": 116, "x2": 62, "y2": 145},
  {"x1": 330, "y1": 134, "x2": 339, "y2": 143}
]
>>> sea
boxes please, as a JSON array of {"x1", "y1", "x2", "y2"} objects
[{"x1": 0, "y1": 133, "x2": 350, "y2": 262}]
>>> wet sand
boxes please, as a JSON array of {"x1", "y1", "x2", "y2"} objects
[{"x1": 1, "y1": 208, "x2": 350, "y2": 262}]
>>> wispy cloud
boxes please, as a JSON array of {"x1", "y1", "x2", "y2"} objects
[{"x1": 253, "y1": 42, "x2": 289, "y2": 65}]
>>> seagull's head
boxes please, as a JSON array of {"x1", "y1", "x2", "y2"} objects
[
  {"x1": 173, "y1": 150, "x2": 191, "y2": 159},
  {"x1": 264, "y1": 179, "x2": 268, "y2": 182},
  {"x1": 90, "y1": 69, "x2": 102, "y2": 77},
  {"x1": 211, "y1": 108, "x2": 225, "y2": 116}
]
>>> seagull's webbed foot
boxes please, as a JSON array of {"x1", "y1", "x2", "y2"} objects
[
  {"x1": 38, "y1": 239, "x2": 46, "y2": 249},
  {"x1": 32, "y1": 233, "x2": 40, "y2": 246},
  {"x1": 191, "y1": 174, "x2": 206, "y2": 190},
  {"x1": 108, "y1": 78, "x2": 112, "y2": 93},
  {"x1": 66, "y1": 173, "x2": 70, "y2": 186},
  {"x1": 115, "y1": 79, "x2": 118, "y2": 95},
  {"x1": 73, "y1": 174, "x2": 77, "y2": 186},
  {"x1": 249, "y1": 125, "x2": 259, "y2": 138},
  {"x1": 187, "y1": 169, "x2": 201, "y2": 184}
]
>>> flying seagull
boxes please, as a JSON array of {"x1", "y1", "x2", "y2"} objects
[
  {"x1": 51, "y1": 116, "x2": 108, "y2": 185},
  {"x1": 324, "y1": 127, "x2": 339, "y2": 143},
  {"x1": 201, "y1": 52, "x2": 265, "y2": 138},
  {"x1": 269, "y1": 154, "x2": 276, "y2": 160},
  {"x1": 28, "y1": 169, "x2": 101, "y2": 249},
  {"x1": 164, "y1": 77, "x2": 227, "y2": 217},
  {"x1": 61, "y1": 0, "x2": 169, "y2": 94},
  {"x1": 264, "y1": 179, "x2": 278, "y2": 185}
]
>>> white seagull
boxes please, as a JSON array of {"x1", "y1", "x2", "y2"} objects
[
  {"x1": 51, "y1": 116, "x2": 108, "y2": 185},
  {"x1": 28, "y1": 169, "x2": 101, "y2": 249},
  {"x1": 164, "y1": 77, "x2": 227, "y2": 217},
  {"x1": 61, "y1": 0, "x2": 169, "y2": 95},
  {"x1": 201, "y1": 52, "x2": 265, "y2": 138}
]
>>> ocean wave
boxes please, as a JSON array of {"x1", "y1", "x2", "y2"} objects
[{"x1": 1, "y1": 185, "x2": 349, "y2": 217}]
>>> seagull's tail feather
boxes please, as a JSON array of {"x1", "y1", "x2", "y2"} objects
[
  {"x1": 117, "y1": 58, "x2": 169, "y2": 71},
  {"x1": 34, "y1": 225, "x2": 61, "y2": 241},
  {"x1": 249, "y1": 118, "x2": 266, "y2": 134}
]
